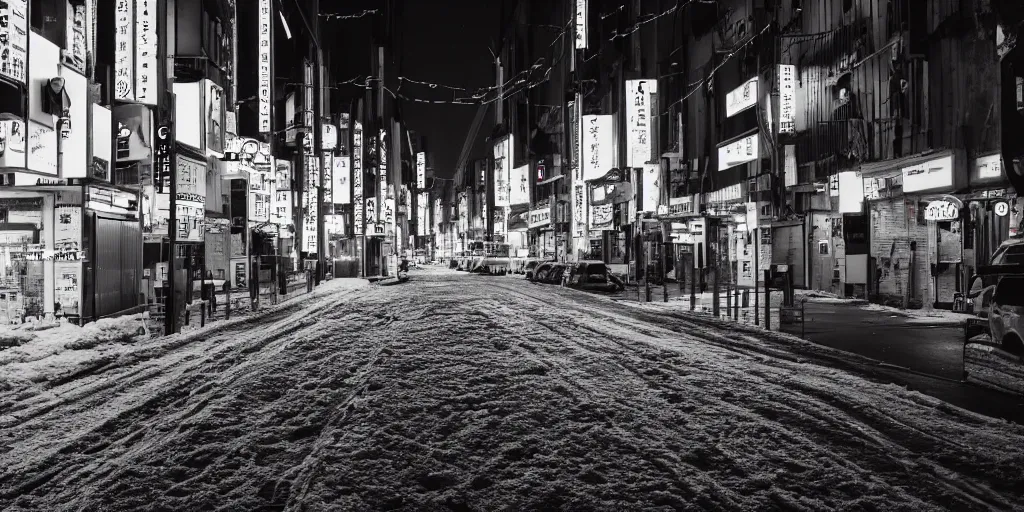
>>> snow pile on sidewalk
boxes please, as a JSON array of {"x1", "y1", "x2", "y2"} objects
[
  {"x1": 863, "y1": 302, "x2": 974, "y2": 324},
  {"x1": 794, "y1": 289, "x2": 865, "y2": 304},
  {"x1": 0, "y1": 315, "x2": 147, "y2": 389}
]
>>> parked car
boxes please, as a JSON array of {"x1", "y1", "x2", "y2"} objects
[
  {"x1": 989, "y1": 274, "x2": 1024, "y2": 357},
  {"x1": 966, "y1": 237, "x2": 1024, "y2": 338},
  {"x1": 566, "y1": 260, "x2": 623, "y2": 293},
  {"x1": 539, "y1": 263, "x2": 569, "y2": 285},
  {"x1": 531, "y1": 262, "x2": 556, "y2": 282},
  {"x1": 523, "y1": 259, "x2": 546, "y2": 279}
]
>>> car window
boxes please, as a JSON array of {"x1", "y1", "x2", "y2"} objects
[
  {"x1": 587, "y1": 264, "x2": 608, "y2": 275},
  {"x1": 994, "y1": 276, "x2": 1024, "y2": 307},
  {"x1": 992, "y1": 244, "x2": 1024, "y2": 265}
]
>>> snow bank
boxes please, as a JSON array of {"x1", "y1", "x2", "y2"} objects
[{"x1": 862, "y1": 303, "x2": 973, "y2": 325}]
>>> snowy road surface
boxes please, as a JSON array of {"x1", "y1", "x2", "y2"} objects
[{"x1": 2, "y1": 267, "x2": 1024, "y2": 511}]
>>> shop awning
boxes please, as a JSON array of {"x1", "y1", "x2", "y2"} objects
[{"x1": 537, "y1": 174, "x2": 564, "y2": 185}]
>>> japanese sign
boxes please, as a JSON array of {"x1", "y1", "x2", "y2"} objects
[
  {"x1": 114, "y1": 0, "x2": 134, "y2": 100},
  {"x1": 529, "y1": 206, "x2": 551, "y2": 229},
  {"x1": 135, "y1": 0, "x2": 158, "y2": 105},
  {"x1": 0, "y1": 0, "x2": 27, "y2": 84},
  {"x1": 589, "y1": 203, "x2": 614, "y2": 231},
  {"x1": 510, "y1": 164, "x2": 530, "y2": 205},
  {"x1": 379, "y1": 128, "x2": 389, "y2": 217},
  {"x1": 778, "y1": 65, "x2": 796, "y2": 134},
  {"x1": 641, "y1": 163, "x2": 660, "y2": 212},
  {"x1": 175, "y1": 155, "x2": 206, "y2": 242},
  {"x1": 249, "y1": 163, "x2": 271, "y2": 222},
  {"x1": 334, "y1": 154, "x2": 350, "y2": 205},
  {"x1": 353, "y1": 122, "x2": 364, "y2": 234},
  {"x1": 725, "y1": 77, "x2": 758, "y2": 118},
  {"x1": 66, "y1": 1, "x2": 87, "y2": 72},
  {"x1": 571, "y1": 99, "x2": 588, "y2": 245},
  {"x1": 626, "y1": 79, "x2": 657, "y2": 167},
  {"x1": 575, "y1": 0, "x2": 587, "y2": 50},
  {"x1": 581, "y1": 114, "x2": 612, "y2": 181},
  {"x1": 417, "y1": 151, "x2": 426, "y2": 190},
  {"x1": 258, "y1": 0, "x2": 272, "y2": 132},
  {"x1": 493, "y1": 135, "x2": 512, "y2": 207},
  {"x1": 717, "y1": 133, "x2": 759, "y2": 171}
]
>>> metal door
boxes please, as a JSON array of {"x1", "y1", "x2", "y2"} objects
[{"x1": 94, "y1": 215, "x2": 142, "y2": 318}]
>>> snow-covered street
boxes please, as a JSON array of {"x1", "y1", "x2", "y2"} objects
[{"x1": 2, "y1": 267, "x2": 1024, "y2": 511}]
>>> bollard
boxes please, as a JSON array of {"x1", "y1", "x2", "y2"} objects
[{"x1": 764, "y1": 270, "x2": 772, "y2": 330}]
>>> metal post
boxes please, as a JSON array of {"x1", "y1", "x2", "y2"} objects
[
  {"x1": 712, "y1": 231, "x2": 720, "y2": 317},
  {"x1": 754, "y1": 227, "x2": 760, "y2": 326},
  {"x1": 314, "y1": 48, "x2": 325, "y2": 286},
  {"x1": 689, "y1": 250, "x2": 696, "y2": 311},
  {"x1": 764, "y1": 269, "x2": 772, "y2": 330},
  {"x1": 165, "y1": 94, "x2": 177, "y2": 336},
  {"x1": 662, "y1": 242, "x2": 668, "y2": 303}
]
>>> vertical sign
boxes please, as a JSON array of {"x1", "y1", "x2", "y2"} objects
[
  {"x1": 493, "y1": 136, "x2": 511, "y2": 207},
  {"x1": 642, "y1": 163, "x2": 659, "y2": 212},
  {"x1": 334, "y1": 153, "x2": 350, "y2": 205},
  {"x1": 353, "y1": 122, "x2": 363, "y2": 234},
  {"x1": 510, "y1": 164, "x2": 530, "y2": 205},
  {"x1": 582, "y1": 114, "x2": 612, "y2": 181},
  {"x1": 416, "y1": 151, "x2": 426, "y2": 189},
  {"x1": 323, "y1": 153, "x2": 333, "y2": 204},
  {"x1": 778, "y1": 64, "x2": 796, "y2": 135},
  {"x1": 626, "y1": 79, "x2": 657, "y2": 167},
  {"x1": 575, "y1": 0, "x2": 587, "y2": 50},
  {"x1": 66, "y1": 1, "x2": 88, "y2": 71},
  {"x1": 258, "y1": 0, "x2": 272, "y2": 133},
  {"x1": 175, "y1": 156, "x2": 207, "y2": 242},
  {"x1": 571, "y1": 99, "x2": 587, "y2": 248},
  {"x1": 114, "y1": 0, "x2": 134, "y2": 100},
  {"x1": 0, "y1": 0, "x2": 28, "y2": 84},
  {"x1": 303, "y1": 155, "x2": 319, "y2": 252},
  {"x1": 135, "y1": 0, "x2": 158, "y2": 105}
]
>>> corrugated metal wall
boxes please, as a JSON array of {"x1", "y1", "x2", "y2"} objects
[{"x1": 94, "y1": 215, "x2": 142, "y2": 318}]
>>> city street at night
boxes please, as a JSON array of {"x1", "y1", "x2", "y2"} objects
[{"x1": 2, "y1": 267, "x2": 1023, "y2": 511}]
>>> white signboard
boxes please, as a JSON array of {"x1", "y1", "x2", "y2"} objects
[
  {"x1": 994, "y1": 201, "x2": 1010, "y2": 217},
  {"x1": 493, "y1": 136, "x2": 512, "y2": 207},
  {"x1": 627, "y1": 79, "x2": 657, "y2": 167},
  {"x1": 924, "y1": 200, "x2": 960, "y2": 221},
  {"x1": 902, "y1": 155, "x2": 953, "y2": 193},
  {"x1": 353, "y1": 122, "x2": 363, "y2": 234},
  {"x1": 641, "y1": 163, "x2": 660, "y2": 212},
  {"x1": 0, "y1": 0, "x2": 28, "y2": 84},
  {"x1": 258, "y1": 0, "x2": 272, "y2": 133},
  {"x1": 249, "y1": 164, "x2": 271, "y2": 222},
  {"x1": 334, "y1": 154, "x2": 350, "y2": 205},
  {"x1": 322, "y1": 124, "x2": 338, "y2": 151},
  {"x1": 575, "y1": 0, "x2": 587, "y2": 50},
  {"x1": 725, "y1": 77, "x2": 758, "y2": 118},
  {"x1": 528, "y1": 207, "x2": 551, "y2": 229},
  {"x1": 379, "y1": 129, "x2": 389, "y2": 214},
  {"x1": 135, "y1": 0, "x2": 158, "y2": 105},
  {"x1": 778, "y1": 65, "x2": 796, "y2": 134},
  {"x1": 114, "y1": 0, "x2": 134, "y2": 101},
  {"x1": 975, "y1": 154, "x2": 1003, "y2": 180},
  {"x1": 784, "y1": 144, "x2": 797, "y2": 187},
  {"x1": 175, "y1": 155, "x2": 206, "y2": 242},
  {"x1": 510, "y1": 164, "x2": 530, "y2": 205},
  {"x1": 572, "y1": 100, "x2": 587, "y2": 244},
  {"x1": 718, "y1": 134, "x2": 759, "y2": 171},
  {"x1": 416, "y1": 151, "x2": 426, "y2": 189},
  {"x1": 582, "y1": 114, "x2": 613, "y2": 181},
  {"x1": 589, "y1": 203, "x2": 614, "y2": 231},
  {"x1": 837, "y1": 170, "x2": 864, "y2": 213}
]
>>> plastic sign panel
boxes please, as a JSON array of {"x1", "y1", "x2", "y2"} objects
[
  {"x1": 416, "y1": 151, "x2": 426, "y2": 189},
  {"x1": 725, "y1": 77, "x2": 758, "y2": 118},
  {"x1": 717, "y1": 133, "x2": 759, "y2": 171},
  {"x1": 510, "y1": 164, "x2": 529, "y2": 205},
  {"x1": 582, "y1": 114, "x2": 613, "y2": 181},
  {"x1": 924, "y1": 200, "x2": 960, "y2": 221},
  {"x1": 258, "y1": 0, "x2": 272, "y2": 133},
  {"x1": 334, "y1": 154, "x2": 350, "y2": 205},
  {"x1": 493, "y1": 135, "x2": 512, "y2": 207},
  {"x1": 353, "y1": 122, "x2": 363, "y2": 234},
  {"x1": 641, "y1": 163, "x2": 659, "y2": 212},
  {"x1": 114, "y1": 0, "x2": 134, "y2": 100},
  {"x1": 175, "y1": 155, "x2": 207, "y2": 242},
  {"x1": 778, "y1": 65, "x2": 796, "y2": 134},
  {"x1": 902, "y1": 155, "x2": 953, "y2": 193},
  {"x1": 528, "y1": 206, "x2": 551, "y2": 228},
  {"x1": 975, "y1": 154, "x2": 1002, "y2": 181},
  {"x1": 0, "y1": 0, "x2": 28, "y2": 84},
  {"x1": 627, "y1": 79, "x2": 657, "y2": 167},
  {"x1": 575, "y1": 0, "x2": 587, "y2": 50},
  {"x1": 135, "y1": 0, "x2": 158, "y2": 105}
]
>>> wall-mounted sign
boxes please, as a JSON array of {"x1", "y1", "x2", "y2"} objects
[
  {"x1": 717, "y1": 133, "x2": 759, "y2": 171},
  {"x1": 205, "y1": 81, "x2": 225, "y2": 154},
  {"x1": 334, "y1": 154, "x2": 350, "y2": 205},
  {"x1": 510, "y1": 164, "x2": 529, "y2": 205},
  {"x1": 0, "y1": 0, "x2": 28, "y2": 84},
  {"x1": 924, "y1": 200, "x2": 960, "y2": 221},
  {"x1": 975, "y1": 153, "x2": 1003, "y2": 181},
  {"x1": 175, "y1": 155, "x2": 207, "y2": 242},
  {"x1": 902, "y1": 155, "x2": 953, "y2": 193},
  {"x1": 725, "y1": 77, "x2": 758, "y2": 118},
  {"x1": 589, "y1": 202, "x2": 614, "y2": 231},
  {"x1": 353, "y1": 122, "x2": 363, "y2": 234},
  {"x1": 322, "y1": 123, "x2": 338, "y2": 151},
  {"x1": 778, "y1": 65, "x2": 796, "y2": 134},
  {"x1": 994, "y1": 201, "x2": 1009, "y2": 217},
  {"x1": 114, "y1": 0, "x2": 134, "y2": 100},
  {"x1": 626, "y1": 79, "x2": 657, "y2": 167},
  {"x1": 135, "y1": 0, "x2": 158, "y2": 105},
  {"x1": 641, "y1": 163, "x2": 659, "y2": 212},
  {"x1": 258, "y1": 0, "x2": 272, "y2": 133},
  {"x1": 493, "y1": 135, "x2": 512, "y2": 206},
  {"x1": 575, "y1": 0, "x2": 587, "y2": 49},
  {"x1": 65, "y1": 1, "x2": 87, "y2": 72},
  {"x1": 582, "y1": 114, "x2": 613, "y2": 181},
  {"x1": 114, "y1": 104, "x2": 153, "y2": 163},
  {"x1": 378, "y1": 129, "x2": 389, "y2": 213},
  {"x1": 416, "y1": 151, "x2": 426, "y2": 190},
  {"x1": 528, "y1": 207, "x2": 551, "y2": 229},
  {"x1": 0, "y1": 118, "x2": 26, "y2": 168}
]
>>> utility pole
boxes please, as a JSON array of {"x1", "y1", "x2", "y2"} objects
[{"x1": 314, "y1": 44, "x2": 324, "y2": 285}]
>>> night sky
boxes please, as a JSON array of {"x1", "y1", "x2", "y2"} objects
[{"x1": 398, "y1": 0, "x2": 500, "y2": 178}]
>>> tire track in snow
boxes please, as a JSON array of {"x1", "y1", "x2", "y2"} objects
[{"x1": 486, "y1": 279, "x2": 1021, "y2": 510}]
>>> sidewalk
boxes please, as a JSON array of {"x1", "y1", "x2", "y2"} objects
[{"x1": 610, "y1": 281, "x2": 787, "y2": 331}]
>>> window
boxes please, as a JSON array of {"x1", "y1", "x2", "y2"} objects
[
  {"x1": 30, "y1": 0, "x2": 65, "y2": 48},
  {"x1": 991, "y1": 244, "x2": 1024, "y2": 265}
]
